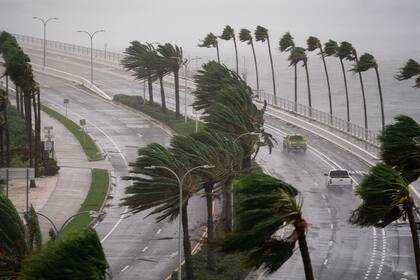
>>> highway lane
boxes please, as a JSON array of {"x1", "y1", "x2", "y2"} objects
[{"x1": 17, "y1": 47, "x2": 418, "y2": 279}]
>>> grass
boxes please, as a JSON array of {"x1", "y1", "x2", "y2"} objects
[
  {"x1": 62, "y1": 169, "x2": 109, "y2": 232},
  {"x1": 41, "y1": 105, "x2": 103, "y2": 161},
  {"x1": 113, "y1": 94, "x2": 205, "y2": 135}
]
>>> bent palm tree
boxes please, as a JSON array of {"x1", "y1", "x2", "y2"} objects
[
  {"x1": 224, "y1": 174, "x2": 314, "y2": 280},
  {"x1": 307, "y1": 36, "x2": 333, "y2": 118},
  {"x1": 349, "y1": 164, "x2": 420, "y2": 277},
  {"x1": 121, "y1": 143, "x2": 199, "y2": 280},
  {"x1": 220, "y1": 25, "x2": 239, "y2": 73},
  {"x1": 352, "y1": 53, "x2": 385, "y2": 130},
  {"x1": 239, "y1": 28, "x2": 260, "y2": 95},
  {"x1": 279, "y1": 32, "x2": 296, "y2": 110},
  {"x1": 395, "y1": 59, "x2": 420, "y2": 88},
  {"x1": 199, "y1": 33, "x2": 220, "y2": 63},
  {"x1": 157, "y1": 43, "x2": 186, "y2": 118},
  {"x1": 255, "y1": 26, "x2": 277, "y2": 102},
  {"x1": 288, "y1": 47, "x2": 312, "y2": 113}
]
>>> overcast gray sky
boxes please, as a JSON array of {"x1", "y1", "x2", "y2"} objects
[{"x1": 1, "y1": 0, "x2": 419, "y2": 58}]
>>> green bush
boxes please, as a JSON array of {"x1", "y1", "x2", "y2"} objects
[
  {"x1": 39, "y1": 159, "x2": 60, "y2": 176},
  {"x1": 10, "y1": 155, "x2": 28, "y2": 167}
]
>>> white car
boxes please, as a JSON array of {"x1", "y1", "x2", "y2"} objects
[{"x1": 324, "y1": 169, "x2": 353, "y2": 187}]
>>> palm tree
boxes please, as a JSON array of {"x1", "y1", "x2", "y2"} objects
[
  {"x1": 395, "y1": 59, "x2": 420, "y2": 88},
  {"x1": 224, "y1": 174, "x2": 314, "y2": 280},
  {"x1": 171, "y1": 129, "x2": 243, "y2": 270},
  {"x1": 121, "y1": 143, "x2": 199, "y2": 280},
  {"x1": 349, "y1": 163, "x2": 420, "y2": 277},
  {"x1": 307, "y1": 36, "x2": 333, "y2": 118},
  {"x1": 239, "y1": 28, "x2": 260, "y2": 95},
  {"x1": 198, "y1": 33, "x2": 220, "y2": 63},
  {"x1": 158, "y1": 43, "x2": 186, "y2": 118},
  {"x1": 352, "y1": 53, "x2": 385, "y2": 130},
  {"x1": 255, "y1": 26, "x2": 277, "y2": 102},
  {"x1": 379, "y1": 115, "x2": 420, "y2": 183},
  {"x1": 279, "y1": 32, "x2": 296, "y2": 110},
  {"x1": 220, "y1": 25, "x2": 239, "y2": 73}
]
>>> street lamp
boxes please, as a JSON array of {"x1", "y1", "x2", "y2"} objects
[
  {"x1": 35, "y1": 210, "x2": 99, "y2": 239},
  {"x1": 183, "y1": 57, "x2": 202, "y2": 123},
  {"x1": 145, "y1": 164, "x2": 214, "y2": 280},
  {"x1": 77, "y1": 29, "x2": 105, "y2": 84},
  {"x1": 32, "y1": 17, "x2": 58, "y2": 69}
]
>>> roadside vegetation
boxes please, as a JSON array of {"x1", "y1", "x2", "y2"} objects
[{"x1": 41, "y1": 105, "x2": 103, "y2": 161}]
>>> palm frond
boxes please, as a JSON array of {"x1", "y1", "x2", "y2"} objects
[
  {"x1": 239, "y1": 29, "x2": 253, "y2": 44},
  {"x1": 254, "y1": 26, "x2": 268, "y2": 42},
  {"x1": 279, "y1": 32, "x2": 294, "y2": 52},
  {"x1": 220, "y1": 25, "x2": 235, "y2": 40},
  {"x1": 323, "y1": 40, "x2": 338, "y2": 57}
]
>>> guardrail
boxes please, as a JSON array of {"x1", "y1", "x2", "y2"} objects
[
  {"x1": 13, "y1": 33, "x2": 380, "y2": 147},
  {"x1": 256, "y1": 92, "x2": 380, "y2": 147}
]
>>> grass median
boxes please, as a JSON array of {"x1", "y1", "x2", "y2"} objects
[
  {"x1": 62, "y1": 169, "x2": 109, "y2": 233},
  {"x1": 41, "y1": 105, "x2": 103, "y2": 161},
  {"x1": 113, "y1": 94, "x2": 204, "y2": 135}
]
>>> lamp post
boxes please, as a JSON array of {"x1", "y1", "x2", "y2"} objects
[
  {"x1": 32, "y1": 17, "x2": 58, "y2": 69},
  {"x1": 183, "y1": 57, "x2": 202, "y2": 123},
  {"x1": 145, "y1": 164, "x2": 214, "y2": 280},
  {"x1": 77, "y1": 29, "x2": 105, "y2": 84}
]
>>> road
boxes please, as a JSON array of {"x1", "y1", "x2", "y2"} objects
[{"x1": 17, "y1": 46, "x2": 418, "y2": 280}]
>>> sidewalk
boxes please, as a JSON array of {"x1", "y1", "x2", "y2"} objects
[{"x1": 7, "y1": 110, "x2": 112, "y2": 239}]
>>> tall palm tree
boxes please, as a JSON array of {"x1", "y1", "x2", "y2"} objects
[
  {"x1": 220, "y1": 25, "x2": 238, "y2": 73},
  {"x1": 157, "y1": 43, "x2": 186, "y2": 118},
  {"x1": 121, "y1": 143, "x2": 199, "y2": 280},
  {"x1": 224, "y1": 174, "x2": 314, "y2": 280},
  {"x1": 239, "y1": 28, "x2": 260, "y2": 95},
  {"x1": 198, "y1": 33, "x2": 220, "y2": 63},
  {"x1": 171, "y1": 129, "x2": 243, "y2": 270},
  {"x1": 255, "y1": 26, "x2": 277, "y2": 102},
  {"x1": 307, "y1": 36, "x2": 333, "y2": 118},
  {"x1": 349, "y1": 163, "x2": 420, "y2": 277},
  {"x1": 352, "y1": 53, "x2": 385, "y2": 130},
  {"x1": 395, "y1": 59, "x2": 420, "y2": 88},
  {"x1": 279, "y1": 32, "x2": 296, "y2": 109}
]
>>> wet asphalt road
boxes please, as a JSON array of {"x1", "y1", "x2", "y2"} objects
[{"x1": 20, "y1": 47, "x2": 418, "y2": 280}]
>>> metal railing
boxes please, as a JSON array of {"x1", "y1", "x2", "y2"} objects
[
  {"x1": 257, "y1": 92, "x2": 380, "y2": 147},
  {"x1": 13, "y1": 33, "x2": 125, "y2": 64},
  {"x1": 13, "y1": 33, "x2": 380, "y2": 147}
]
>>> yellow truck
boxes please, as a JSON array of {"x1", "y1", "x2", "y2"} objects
[{"x1": 283, "y1": 134, "x2": 307, "y2": 152}]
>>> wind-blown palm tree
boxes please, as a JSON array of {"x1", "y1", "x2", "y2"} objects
[
  {"x1": 255, "y1": 26, "x2": 277, "y2": 102},
  {"x1": 121, "y1": 143, "x2": 199, "y2": 280},
  {"x1": 395, "y1": 59, "x2": 420, "y2": 88},
  {"x1": 349, "y1": 163, "x2": 420, "y2": 277},
  {"x1": 157, "y1": 43, "x2": 186, "y2": 118},
  {"x1": 288, "y1": 47, "x2": 312, "y2": 113},
  {"x1": 198, "y1": 33, "x2": 220, "y2": 63},
  {"x1": 171, "y1": 129, "x2": 243, "y2": 270},
  {"x1": 307, "y1": 36, "x2": 333, "y2": 118},
  {"x1": 224, "y1": 174, "x2": 314, "y2": 280},
  {"x1": 279, "y1": 32, "x2": 296, "y2": 109},
  {"x1": 239, "y1": 28, "x2": 260, "y2": 95},
  {"x1": 352, "y1": 53, "x2": 385, "y2": 130},
  {"x1": 220, "y1": 25, "x2": 238, "y2": 73}
]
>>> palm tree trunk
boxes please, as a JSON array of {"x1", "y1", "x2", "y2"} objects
[
  {"x1": 250, "y1": 41, "x2": 260, "y2": 96},
  {"x1": 19, "y1": 87, "x2": 24, "y2": 117},
  {"x1": 223, "y1": 182, "x2": 233, "y2": 233},
  {"x1": 320, "y1": 47, "x2": 333, "y2": 122},
  {"x1": 32, "y1": 93, "x2": 39, "y2": 176},
  {"x1": 295, "y1": 220, "x2": 315, "y2": 280},
  {"x1": 374, "y1": 66, "x2": 385, "y2": 130},
  {"x1": 294, "y1": 63, "x2": 298, "y2": 112},
  {"x1": 216, "y1": 43, "x2": 220, "y2": 64},
  {"x1": 355, "y1": 56, "x2": 368, "y2": 132},
  {"x1": 233, "y1": 37, "x2": 239, "y2": 74},
  {"x1": 181, "y1": 203, "x2": 194, "y2": 280},
  {"x1": 0, "y1": 128, "x2": 4, "y2": 167},
  {"x1": 304, "y1": 62, "x2": 312, "y2": 117},
  {"x1": 159, "y1": 75, "x2": 166, "y2": 113},
  {"x1": 174, "y1": 69, "x2": 180, "y2": 118},
  {"x1": 405, "y1": 199, "x2": 420, "y2": 278},
  {"x1": 24, "y1": 94, "x2": 33, "y2": 167},
  {"x1": 204, "y1": 181, "x2": 215, "y2": 271},
  {"x1": 4, "y1": 88, "x2": 10, "y2": 167},
  {"x1": 266, "y1": 37, "x2": 277, "y2": 103},
  {"x1": 147, "y1": 76, "x2": 154, "y2": 104},
  {"x1": 339, "y1": 59, "x2": 350, "y2": 125}
]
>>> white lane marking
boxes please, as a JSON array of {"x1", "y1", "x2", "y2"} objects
[
  {"x1": 156, "y1": 229, "x2": 162, "y2": 235},
  {"x1": 327, "y1": 208, "x2": 331, "y2": 214},
  {"x1": 324, "y1": 259, "x2": 328, "y2": 265},
  {"x1": 121, "y1": 265, "x2": 129, "y2": 272},
  {"x1": 142, "y1": 246, "x2": 149, "y2": 252},
  {"x1": 137, "y1": 133, "x2": 142, "y2": 138},
  {"x1": 330, "y1": 224, "x2": 334, "y2": 229}
]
